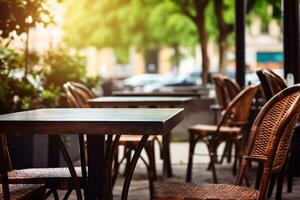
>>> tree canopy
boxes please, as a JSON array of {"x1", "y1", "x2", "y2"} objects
[
  {"x1": 64, "y1": 0, "x2": 199, "y2": 51},
  {"x1": 0, "y1": 0, "x2": 54, "y2": 38},
  {"x1": 64, "y1": 0, "x2": 282, "y2": 83}
]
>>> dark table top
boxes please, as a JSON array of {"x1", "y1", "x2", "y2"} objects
[
  {"x1": 0, "y1": 108, "x2": 184, "y2": 135},
  {"x1": 167, "y1": 86, "x2": 202, "y2": 92},
  {"x1": 112, "y1": 91, "x2": 202, "y2": 97},
  {"x1": 88, "y1": 96, "x2": 194, "y2": 107}
]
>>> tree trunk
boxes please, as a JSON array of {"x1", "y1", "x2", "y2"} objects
[
  {"x1": 195, "y1": 0, "x2": 210, "y2": 85},
  {"x1": 172, "y1": 44, "x2": 180, "y2": 70},
  {"x1": 218, "y1": 33, "x2": 228, "y2": 74},
  {"x1": 198, "y1": 27, "x2": 210, "y2": 85},
  {"x1": 213, "y1": 0, "x2": 234, "y2": 75}
]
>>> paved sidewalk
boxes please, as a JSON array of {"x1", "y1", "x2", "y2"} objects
[{"x1": 53, "y1": 142, "x2": 300, "y2": 200}]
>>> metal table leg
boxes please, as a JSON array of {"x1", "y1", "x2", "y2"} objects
[
  {"x1": 163, "y1": 133, "x2": 173, "y2": 177},
  {"x1": 87, "y1": 135, "x2": 105, "y2": 200}
]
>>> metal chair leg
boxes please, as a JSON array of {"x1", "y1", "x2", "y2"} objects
[
  {"x1": 63, "y1": 189, "x2": 73, "y2": 200},
  {"x1": 144, "y1": 141, "x2": 157, "y2": 180},
  {"x1": 121, "y1": 135, "x2": 149, "y2": 200},
  {"x1": 123, "y1": 147, "x2": 132, "y2": 177},
  {"x1": 52, "y1": 189, "x2": 59, "y2": 200},
  {"x1": 54, "y1": 135, "x2": 82, "y2": 200}
]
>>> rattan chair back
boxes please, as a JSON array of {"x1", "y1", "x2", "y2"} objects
[
  {"x1": 264, "y1": 69, "x2": 287, "y2": 96},
  {"x1": 69, "y1": 82, "x2": 95, "y2": 99},
  {"x1": 223, "y1": 77, "x2": 241, "y2": 101},
  {"x1": 257, "y1": 69, "x2": 287, "y2": 101},
  {"x1": 257, "y1": 70, "x2": 273, "y2": 101},
  {"x1": 235, "y1": 84, "x2": 300, "y2": 199},
  {"x1": 63, "y1": 82, "x2": 81, "y2": 108},
  {"x1": 213, "y1": 74, "x2": 227, "y2": 108},
  {"x1": 64, "y1": 82, "x2": 95, "y2": 108},
  {"x1": 216, "y1": 84, "x2": 259, "y2": 131}
]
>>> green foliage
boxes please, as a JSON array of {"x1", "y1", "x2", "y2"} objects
[
  {"x1": 114, "y1": 47, "x2": 130, "y2": 64},
  {"x1": 63, "y1": 0, "x2": 282, "y2": 60},
  {"x1": 0, "y1": 47, "x2": 40, "y2": 113},
  {"x1": 0, "y1": 0, "x2": 53, "y2": 38},
  {"x1": 249, "y1": 0, "x2": 281, "y2": 29},
  {"x1": 148, "y1": 0, "x2": 198, "y2": 47},
  {"x1": 42, "y1": 48, "x2": 86, "y2": 88},
  {"x1": 40, "y1": 47, "x2": 87, "y2": 107},
  {"x1": 63, "y1": 0, "x2": 199, "y2": 52},
  {"x1": 0, "y1": 46, "x2": 92, "y2": 113}
]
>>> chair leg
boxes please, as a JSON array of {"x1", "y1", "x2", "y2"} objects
[
  {"x1": 52, "y1": 189, "x2": 59, "y2": 200},
  {"x1": 123, "y1": 147, "x2": 132, "y2": 177},
  {"x1": 63, "y1": 189, "x2": 73, "y2": 200},
  {"x1": 219, "y1": 140, "x2": 230, "y2": 164},
  {"x1": 186, "y1": 133, "x2": 198, "y2": 182},
  {"x1": 144, "y1": 142, "x2": 157, "y2": 181},
  {"x1": 255, "y1": 162, "x2": 264, "y2": 189},
  {"x1": 211, "y1": 147, "x2": 218, "y2": 183},
  {"x1": 226, "y1": 141, "x2": 233, "y2": 163},
  {"x1": 141, "y1": 149, "x2": 155, "y2": 200},
  {"x1": 287, "y1": 153, "x2": 294, "y2": 193},
  {"x1": 112, "y1": 153, "x2": 121, "y2": 187},
  {"x1": 276, "y1": 171, "x2": 284, "y2": 200},
  {"x1": 207, "y1": 141, "x2": 218, "y2": 183},
  {"x1": 232, "y1": 139, "x2": 240, "y2": 175},
  {"x1": 267, "y1": 174, "x2": 277, "y2": 198}
]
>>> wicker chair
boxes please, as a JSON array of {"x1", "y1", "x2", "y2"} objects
[
  {"x1": 220, "y1": 77, "x2": 242, "y2": 164},
  {"x1": 154, "y1": 83, "x2": 300, "y2": 200},
  {"x1": 0, "y1": 137, "x2": 47, "y2": 200},
  {"x1": 63, "y1": 82, "x2": 157, "y2": 198},
  {"x1": 256, "y1": 69, "x2": 298, "y2": 199},
  {"x1": 210, "y1": 75, "x2": 228, "y2": 120},
  {"x1": 186, "y1": 84, "x2": 259, "y2": 183},
  {"x1": 0, "y1": 132, "x2": 84, "y2": 200},
  {"x1": 0, "y1": 184, "x2": 46, "y2": 200}
]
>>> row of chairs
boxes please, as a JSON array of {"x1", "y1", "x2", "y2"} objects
[{"x1": 153, "y1": 70, "x2": 300, "y2": 200}]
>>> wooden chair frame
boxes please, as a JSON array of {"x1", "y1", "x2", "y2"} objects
[{"x1": 187, "y1": 84, "x2": 259, "y2": 183}]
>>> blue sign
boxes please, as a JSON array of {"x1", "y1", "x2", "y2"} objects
[{"x1": 257, "y1": 52, "x2": 283, "y2": 63}]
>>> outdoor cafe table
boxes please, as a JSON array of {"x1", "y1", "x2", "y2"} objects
[
  {"x1": 87, "y1": 96, "x2": 193, "y2": 177},
  {"x1": 0, "y1": 108, "x2": 184, "y2": 200},
  {"x1": 112, "y1": 90, "x2": 203, "y2": 98}
]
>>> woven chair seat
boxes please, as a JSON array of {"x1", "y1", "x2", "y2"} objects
[
  {"x1": 153, "y1": 181, "x2": 258, "y2": 200},
  {"x1": 189, "y1": 124, "x2": 241, "y2": 136},
  {"x1": 8, "y1": 167, "x2": 84, "y2": 188},
  {"x1": 0, "y1": 184, "x2": 46, "y2": 200},
  {"x1": 119, "y1": 135, "x2": 157, "y2": 145}
]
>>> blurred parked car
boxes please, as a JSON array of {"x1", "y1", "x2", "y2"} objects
[
  {"x1": 123, "y1": 74, "x2": 165, "y2": 91},
  {"x1": 164, "y1": 71, "x2": 202, "y2": 87},
  {"x1": 142, "y1": 71, "x2": 201, "y2": 92}
]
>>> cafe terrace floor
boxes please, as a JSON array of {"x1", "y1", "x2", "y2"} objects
[{"x1": 54, "y1": 142, "x2": 300, "y2": 200}]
